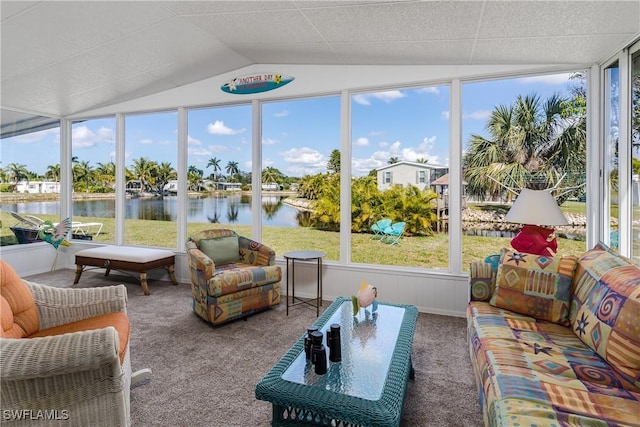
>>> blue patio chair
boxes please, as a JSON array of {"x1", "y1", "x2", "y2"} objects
[
  {"x1": 382, "y1": 221, "x2": 406, "y2": 245},
  {"x1": 370, "y1": 218, "x2": 392, "y2": 239}
]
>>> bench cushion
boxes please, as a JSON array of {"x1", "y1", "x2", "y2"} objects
[
  {"x1": 0, "y1": 261, "x2": 39, "y2": 338},
  {"x1": 76, "y1": 246, "x2": 174, "y2": 263}
]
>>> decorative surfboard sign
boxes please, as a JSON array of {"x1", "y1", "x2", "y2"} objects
[{"x1": 221, "y1": 72, "x2": 294, "y2": 95}]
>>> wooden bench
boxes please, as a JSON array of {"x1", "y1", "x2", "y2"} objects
[{"x1": 74, "y1": 246, "x2": 178, "y2": 295}]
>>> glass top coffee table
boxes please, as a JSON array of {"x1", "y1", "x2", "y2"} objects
[{"x1": 255, "y1": 296, "x2": 418, "y2": 426}]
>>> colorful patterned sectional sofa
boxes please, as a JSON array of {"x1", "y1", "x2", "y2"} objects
[{"x1": 467, "y1": 243, "x2": 640, "y2": 426}]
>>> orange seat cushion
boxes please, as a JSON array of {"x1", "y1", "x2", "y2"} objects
[
  {"x1": 0, "y1": 260, "x2": 39, "y2": 338},
  {"x1": 29, "y1": 312, "x2": 130, "y2": 364}
]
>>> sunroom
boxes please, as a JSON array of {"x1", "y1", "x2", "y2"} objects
[{"x1": 2, "y1": 2, "x2": 638, "y2": 315}]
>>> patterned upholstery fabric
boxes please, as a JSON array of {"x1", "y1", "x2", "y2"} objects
[
  {"x1": 467, "y1": 243, "x2": 640, "y2": 426},
  {"x1": 490, "y1": 248, "x2": 578, "y2": 325},
  {"x1": 468, "y1": 302, "x2": 640, "y2": 427},
  {"x1": 186, "y1": 229, "x2": 281, "y2": 326},
  {"x1": 570, "y1": 243, "x2": 640, "y2": 387}
]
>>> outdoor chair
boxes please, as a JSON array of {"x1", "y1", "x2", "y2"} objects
[
  {"x1": 382, "y1": 221, "x2": 406, "y2": 245},
  {"x1": 370, "y1": 218, "x2": 392, "y2": 239},
  {"x1": 186, "y1": 229, "x2": 281, "y2": 326},
  {"x1": 0, "y1": 259, "x2": 147, "y2": 427}
]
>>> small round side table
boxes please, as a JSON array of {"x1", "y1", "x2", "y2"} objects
[{"x1": 283, "y1": 250, "x2": 326, "y2": 316}]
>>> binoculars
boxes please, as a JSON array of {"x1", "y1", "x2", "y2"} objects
[{"x1": 304, "y1": 324, "x2": 342, "y2": 375}]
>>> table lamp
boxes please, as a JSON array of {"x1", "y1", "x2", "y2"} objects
[{"x1": 503, "y1": 188, "x2": 568, "y2": 257}]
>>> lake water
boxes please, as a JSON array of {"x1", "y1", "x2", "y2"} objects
[{"x1": 2, "y1": 194, "x2": 307, "y2": 227}]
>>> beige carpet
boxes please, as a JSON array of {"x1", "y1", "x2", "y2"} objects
[{"x1": 24, "y1": 268, "x2": 484, "y2": 427}]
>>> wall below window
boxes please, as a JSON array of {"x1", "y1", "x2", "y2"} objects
[{"x1": 1, "y1": 243, "x2": 470, "y2": 317}]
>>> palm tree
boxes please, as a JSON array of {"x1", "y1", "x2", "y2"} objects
[
  {"x1": 6, "y1": 163, "x2": 29, "y2": 184},
  {"x1": 327, "y1": 149, "x2": 341, "y2": 174},
  {"x1": 187, "y1": 165, "x2": 203, "y2": 190},
  {"x1": 387, "y1": 157, "x2": 399, "y2": 164},
  {"x1": 154, "y1": 162, "x2": 177, "y2": 193},
  {"x1": 206, "y1": 157, "x2": 221, "y2": 181},
  {"x1": 463, "y1": 93, "x2": 586, "y2": 201},
  {"x1": 261, "y1": 166, "x2": 282, "y2": 186},
  {"x1": 95, "y1": 162, "x2": 116, "y2": 188},
  {"x1": 45, "y1": 164, "x2": 61, "y2": 182},
  {"x1": 130, "y1": 157, "x2": 158, "y2": 192},
  {"x1": 225, "y1": 161, "x2": 239, "y2": 181},
  {"x1": 73, "y1": 160, "x2": 94, "y2": 191}
]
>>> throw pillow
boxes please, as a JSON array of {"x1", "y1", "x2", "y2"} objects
[
  {"x1": 570, "y1": 242, "x2": 640, "y2": 379},
  {"x1": 489, "y1": 248, "x2": 578, "y2": 325},
  {"x1": 199, "y1": 236, "x2": 240, "y2": 266}
]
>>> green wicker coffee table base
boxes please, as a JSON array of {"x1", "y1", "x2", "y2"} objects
[{"x1": 256, "y1": 297, "x2": 418, "y2": 427}]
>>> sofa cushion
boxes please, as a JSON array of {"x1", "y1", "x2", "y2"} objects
[
  {"x1": 199, "y1": 236, "x2": 240, "y2": 266},
  {"x1": 490, "y1": 248, "x2": 578, "y2": 325},
  {"x1": 0, "y1": 260, "x2": 39, "y2": 338},
  {"x1": 570, "y1": 242, "x2": 640, "y2": 382}
]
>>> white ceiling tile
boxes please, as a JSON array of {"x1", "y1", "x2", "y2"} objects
[
  {"x1": 479, "y1": 1, "x2": 640, "y2": 38},
  {"x1": 230, "y1": 43, "x2": 344, "y2": 65},
  {"x1": 472, "y1": 34, "x2": 633, "y2": 64},
  {"x1": 18, "y1": 1, "x2": 175, "y2": 50},
  {"x1": 305, "y1": 2, "x2": 482, "y2": 42},
  {"x1": 184, "y1": 10, "x2": 324, "y2": 44},
  {"x1": 1, "y1": 18, "x2": 85, "y2": 80},
  {"x1": 332, "y1": 40, "x2": 475, "y2": 65},
  {"x1": 0, "y1": 1, "x2": 39, "y2": 22}
]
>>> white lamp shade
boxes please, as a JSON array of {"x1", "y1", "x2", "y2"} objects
[{"x1": 504, "y1": 188, "x2": 568, "y2": 226}]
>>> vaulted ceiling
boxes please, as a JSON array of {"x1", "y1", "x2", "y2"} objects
[{"x1": 1, "y1": 0, "x2": 639, "y2": 135}]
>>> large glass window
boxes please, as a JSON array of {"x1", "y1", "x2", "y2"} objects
[
  {"x1": 261, "y1": 96, "x2": 341, "y2": 261},
  {"x1": 187, "y1": 105, "x2": 252, "y2": 237},
  {"x1": 351, "y1": 86, "x2": 449, "y2": 269},
  {"x1": 462, "y1": 74, "x2": 587, "y2": 269},
  {"x1": 1, "y1": 119, "x2": 61, "y2": 246},
  {"x1": 124, "y1": 111, "x2": 178, "y2": 247},
  {"x1": 604, "y1": 64, "x2": 620, "y2": 251},
  {"x1": 71, "y1": 117, "x2": 116, "y2": 243},
  {"x1": 631, "y1": 49, "x2": 640, "y2": 260}
]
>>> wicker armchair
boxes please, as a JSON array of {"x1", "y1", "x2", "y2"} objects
[
  {"x1": 0, "y1": 260, "x2": 141, "y2": 427},
  {"x1": 186, "y1": 229, "x2": 281, "y2": 325}
]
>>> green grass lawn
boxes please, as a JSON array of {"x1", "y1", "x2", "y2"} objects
[{"x1": 0, "y1": 210, "x2": 589, "y2": 270}]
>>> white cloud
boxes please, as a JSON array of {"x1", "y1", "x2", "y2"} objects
[
  {"x1": 416, "y1": 87, "x2": 440, "y2": 95},
  {"x1": 353, "y1": 137, "x2": 369, "y2": 147},
  {"x1": 188, "y1": 135, "x2": 202, "y2": 146},
  {"x1": 282, "y1": 147, "x2": 326, "y2": 175},
  {"x1": 9, "y1": 127, "x2": 59, "y2": 144},
  {"x1": 463, "y1": 110, "x2": 491, "y2": 120},
  {"x1": 369, "y1": 130, "x2": 384, "y2": 137},
  {"x1": 262, "y1": 137, "x2": 279, "y2": 145},
  {"x1": 207, "y1": 120, "x2": 246, "y2": 135},
  {"x1": 273, "y1": 110, "x2": 288, "y2": 118},
  {"x1": 139, "y1": 138, "x2": 153, "y2": 145},
  {"x1": 441, "y1": 111, "x2": 450, "y2": 120},
  {"x1": 71, "y1": 125, "x2": 112, "y2": 148},
  {"x1": 352, "y1": 90, "x2": 406, "y2": 105}
]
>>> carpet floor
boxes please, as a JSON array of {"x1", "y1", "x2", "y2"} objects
[{"x1": 24, "y1": 268, "x2": 484, "y2": 427}]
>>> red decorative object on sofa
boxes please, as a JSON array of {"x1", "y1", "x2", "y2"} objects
[{"x1": 510, "y1": 224, "x2": 558, "y2": 256}]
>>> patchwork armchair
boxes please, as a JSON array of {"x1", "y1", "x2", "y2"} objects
[
  {"x1": 186, "y1": 229, "x2": 281, "y2": 326},
  {"x1": 0, "y1": 259, "x2": 142, "y2": 427}
]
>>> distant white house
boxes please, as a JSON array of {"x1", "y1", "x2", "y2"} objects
[
  {"x1": 376, "y1": 161, "x2": 448, "y2": 192},
  {"x1": 14, "y1": 180, "x2": 61, "y2": 194}
]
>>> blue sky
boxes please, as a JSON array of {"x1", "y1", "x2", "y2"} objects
[{"x1": 2, "y1": 72, "x2": 577, "y2": 179}]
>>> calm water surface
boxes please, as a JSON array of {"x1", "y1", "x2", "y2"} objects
[{"x1": 2, "y1": 194, "x2": 305, "y2": 227}]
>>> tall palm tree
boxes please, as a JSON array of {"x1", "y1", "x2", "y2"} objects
[
  {"x1": 130, "y1": 157, "x2": 158, "y2": 192},
  {"x1": 45, "y1": 164, "x2": 61, "y2": 182},
  {"x1": 95, "y1": 162, "x2": 116, "y2": 188},
  {"x1": 387, "y1": 157, "x2": 399, "y2": 164},
  {"x1": 155, "y1": 162, "x2": 177, "y2": 193},
  {"x1": 187, "y1": 165, "x2": 203, "y2": 190},
  {"x1": 73, "y1": 160, "x2": 94, "y2": 191},
  {"x1": 225, "y1": 161, "x2": 239, "y2": 181},
  {"x1": 463, "y1": 93, "x2": 586, "y2": 201},
  {"x1": 6, "y1": 163, "x2": 29, "y2": 184},
  {"x1": 261, "y1": 166, "x2": 282, "y2": 185},
  {"x1": 206, "y1": 157, "x2": 221, "y2": 181}
]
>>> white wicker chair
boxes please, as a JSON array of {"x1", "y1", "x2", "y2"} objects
[{"x1": 0, "y1": 278, "x2": 142, "y2": 427}]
